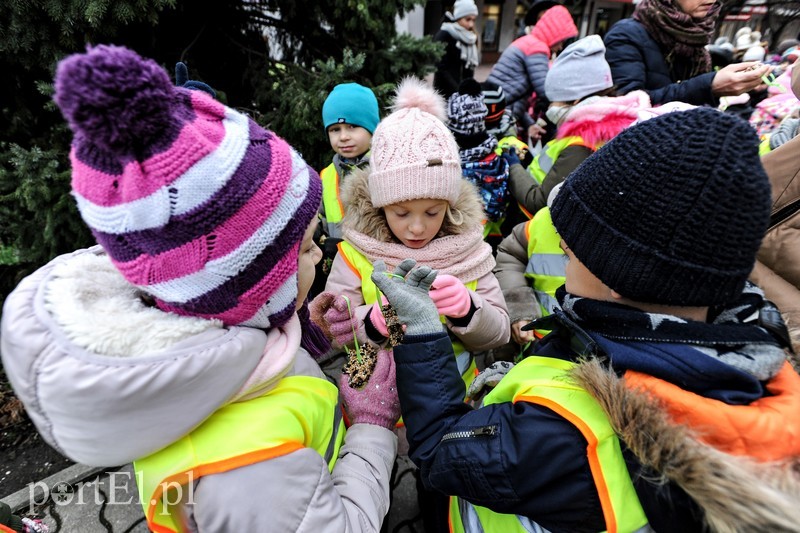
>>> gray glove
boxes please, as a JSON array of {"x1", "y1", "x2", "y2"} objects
[
  {"x1": 467, "y1": 361, "x2": 515, "y2": 400},
  {"x1": 370, "y1": 259, "x2": 443, "y2": 337}
]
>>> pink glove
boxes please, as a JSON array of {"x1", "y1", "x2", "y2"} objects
[
  {"x1": 340, "y1": 349, "x2": 400, "y2": 429},
  {"x1": 309, "y1": 292, "x2": 358, "y2": 347},
  {"x1": 430, "y1": 274, "x2": 471, "y2": 318},
  {"x1": 367, "y1": 299, "x2": 390, "y2": 338}
]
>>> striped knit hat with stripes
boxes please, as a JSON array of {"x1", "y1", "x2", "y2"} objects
[{"x1": 54, "y1": 45, "x2": 322, "y2": 329}]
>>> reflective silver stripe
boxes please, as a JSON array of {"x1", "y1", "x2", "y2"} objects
[
  {"x1": 459, "y1": 498, "x2": 485, "y2": 532},
  {"x1": 324, "y1": 399, "x2": 344, "y2": 465},
  {"x1": 456, "y1": 350, "x2": 473, "y2": 376},
  {"x1": 518, "y1": 515, "x2": 550, "y2": 533},
  {"x1": 525, "y1": 254, "x2": 568, "y2": 277},
  {"x1": 327, "y1": 220, "x2": 343, "y2": 240},
  {"x1": 533, "y1": 290, "x2": 561, "y2": 315},
  {"x1": 537, "y1": 150, "x2": 555, "y2": 177},
  {"x1": 458, "y1": 499, "x2": 553, "y2": 533}
]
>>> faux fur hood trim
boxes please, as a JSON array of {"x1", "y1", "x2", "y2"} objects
[
  {"x1": 341, "y1": 167, "x2": 486, "y2": 242},
  {"x1": 558, "y1": 91, "x2": 651, "y2": 147},
  {"x1": 44, "y1": 252, "x2": 221, "y2": 357},
  {"x1": 573, "y1": 358, "x2": 800, "y2": 532}
]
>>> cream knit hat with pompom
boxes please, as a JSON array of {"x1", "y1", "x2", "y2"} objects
[{"x1": 369, "y1": 77, "x2": 462, "y2": 208}]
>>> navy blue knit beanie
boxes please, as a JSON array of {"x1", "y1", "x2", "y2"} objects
[{"x1": 551, "y1": 107, "x2": 771, "y2": 306}]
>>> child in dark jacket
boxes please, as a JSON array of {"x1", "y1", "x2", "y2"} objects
[
  {"x1": 446, "y1": 78, "x2": 511, "y2": 251},
  {"x1": 371, "y1": 107, "x2": 800, "y2": 532}
]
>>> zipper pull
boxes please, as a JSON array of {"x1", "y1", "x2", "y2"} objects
[
  {"x1": 472, "y1": 426, "x2": 496, "y2": 437},
  {"x1": 441, "y1": 425, "x2": 498, "y2": 442}
]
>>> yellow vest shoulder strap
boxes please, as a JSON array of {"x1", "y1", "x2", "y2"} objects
[
  {"x1": 320, "y1": 163, "x2": 345, "y2": 224},
  {"x1": 450, "y1": 357, "x2": 648, "y2": 533},
  {"x1": 135, "y1": 375, "x2": 344, "y2": 533}
]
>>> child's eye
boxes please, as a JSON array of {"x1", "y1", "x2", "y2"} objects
[
  {"x1": 393, "y1": 211, "x2": 408, "y2": 218},
  {"x1": 426, "y1": 211, "x2": 441, "y2": 217}
]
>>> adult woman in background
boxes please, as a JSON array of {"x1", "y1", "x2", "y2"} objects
[
  {"x1": 433, "y1": 0, "x2": 481, "y2": 99},
  {"x1": 604, "y1": 0, "x2": 770, "y2": 105}
]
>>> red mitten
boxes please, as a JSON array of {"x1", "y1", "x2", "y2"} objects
[{"x1": 429, "y1": 274, "x2": 471, "y2": 318}]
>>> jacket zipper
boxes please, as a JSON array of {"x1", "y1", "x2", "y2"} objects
[
  {"x1": 440, "y1": 425, "x2": 497, "y2": 442},
  {"x1": 769, "y1": 196, "x2": 800, "y2": 231}
]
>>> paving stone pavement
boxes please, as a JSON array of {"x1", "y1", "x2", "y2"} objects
[{"x1": 2, "y1": 458, "x2": 423, "y2": 532}]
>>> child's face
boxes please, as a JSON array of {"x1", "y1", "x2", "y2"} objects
[
  {"x1": 560, "y1": 239, "x2": 612, "y2": 301},
  {"x1": 296, "y1": 218, "x2": 322, "y2": 309},
  {"x1": 384, "y1": 199, "x2": 448, "y2": 249},
  {"x1": 327, "y1": 123, "x2": 372, "y2": 159}
]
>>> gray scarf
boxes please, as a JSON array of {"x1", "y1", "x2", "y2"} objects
[{"x1": 441, "y1": 22, "x2": 480, "y2": 70}]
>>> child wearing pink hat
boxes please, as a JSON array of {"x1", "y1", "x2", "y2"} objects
[
  {"x1": 314, "y1": 77, "x2": 509, "y2": 389},
  {"x1": 312, "y1": 76, "x2": 510, "y2": 531}
]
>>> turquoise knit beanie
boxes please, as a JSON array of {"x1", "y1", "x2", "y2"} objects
[{"x1": 322, "y1": 83, "x2": 380, "y2": 134}]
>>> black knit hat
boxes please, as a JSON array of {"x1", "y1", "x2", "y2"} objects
[
  {"x1": 525, "y1": 0, "x2": 560, "y2": 27},
  {"x1": 551, "y1": 107, "x2": 771, "y2": 306}
]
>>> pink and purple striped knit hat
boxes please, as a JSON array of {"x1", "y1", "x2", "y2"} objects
[{"x1": 53, "y1": 45, "x2": 322, "y2": 329}]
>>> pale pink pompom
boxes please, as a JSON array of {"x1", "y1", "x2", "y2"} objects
[{"x1": 391, "y1": 77, "x2": 447, "y2": 122}]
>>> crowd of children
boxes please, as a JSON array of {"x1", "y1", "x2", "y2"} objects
[{"x1": 1, "y1": 2, "x2": 800, "y2": 531}]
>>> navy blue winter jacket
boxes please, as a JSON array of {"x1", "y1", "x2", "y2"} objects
[
  {"x1": 392, "y1": 287, "x2": 789, "y2": 532},
  {"x1": 603, "y1": 18, "x2": 717, "y2": 106}
]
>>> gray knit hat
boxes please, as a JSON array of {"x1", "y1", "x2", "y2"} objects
[
  {"x1": 544, "y1": 35, "x2": 613, "y2": 103},
  {"x1": 551, "y1": 107, "x2": 771, "y2": 306},
  {"x1": 452, "y1": 0, "x2": 478, "y2": 20}
]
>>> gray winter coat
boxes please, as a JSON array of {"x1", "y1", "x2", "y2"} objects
[{"x1": 0, "y1": 247, "x2": 396, "y2": 532}]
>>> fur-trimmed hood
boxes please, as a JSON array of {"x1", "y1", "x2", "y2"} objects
[
  {"x1": 340, "y1": 167, "x2": 486, "y2": 243},
  {"x1": 573, "y1": 358, "x2": 800, "y2": 532},
  {"x1": 558, "y1": 90, "x2": 651, "y2": 147}
]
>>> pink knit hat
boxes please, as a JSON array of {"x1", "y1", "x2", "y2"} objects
[
  {"x1": 54, "y1": 45, "x2": 321, "y2": 329},
  {"x1": 369, "y1": 78, "x2": 462, "y2": 207}
]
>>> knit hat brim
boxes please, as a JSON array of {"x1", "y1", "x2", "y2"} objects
[{"x1": 551, "y1": 107, "x2": 771, "y2": 306}]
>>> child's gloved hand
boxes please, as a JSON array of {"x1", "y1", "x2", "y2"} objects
[
  {"x1": 430, "y1": 274, "x2": 472, "y2": 318},
  {"x1": 309, "y1": 292, "x2": 358, "y2": 346},
  {"x1": 368, "y1": 299, "x2": 390, "y2": 338},
  {"x1": 370, "y1": 259, "x2": 442, "y2": 337},
  {"x1": 502, "y1": 146, "x2": 522, "y2": 167},
  {"x1": 175, "y1": 61, "x2": 217, "y2": 98},
  {"x1": 340, "y1": 349, "x2": 400, "y2": 429},
  {"x1": 467, "y1": 361, "x2": 514, "y2": 400}
]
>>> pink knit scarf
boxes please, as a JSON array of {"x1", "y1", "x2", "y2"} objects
[{"x1": 343, "y1": 226, "x2": 495, "y2": 282}]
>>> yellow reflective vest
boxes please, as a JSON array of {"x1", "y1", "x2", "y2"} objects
[
  {"x1": 449, "y1": 356, "x2": 649, "y2": 533},
  {"x1": 320, "y1": 163, "x2": 345, "y2": 239},
  {"x1": 134, "y1": 375, "x2": 345, "y2": 533},
  {"x1": 337, "y1": 241, "x2": 479, "y2": 393},
  {"x1": 528, "y1": 136, "x2": 594, "y2": 185},
  {"x1": 524, "y1": 207, "x2": 567, "y2": 337}
]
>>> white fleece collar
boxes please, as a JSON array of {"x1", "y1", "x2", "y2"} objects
[{"x1": 44, "y1": 252, "x2": 221, "y2": 358}]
